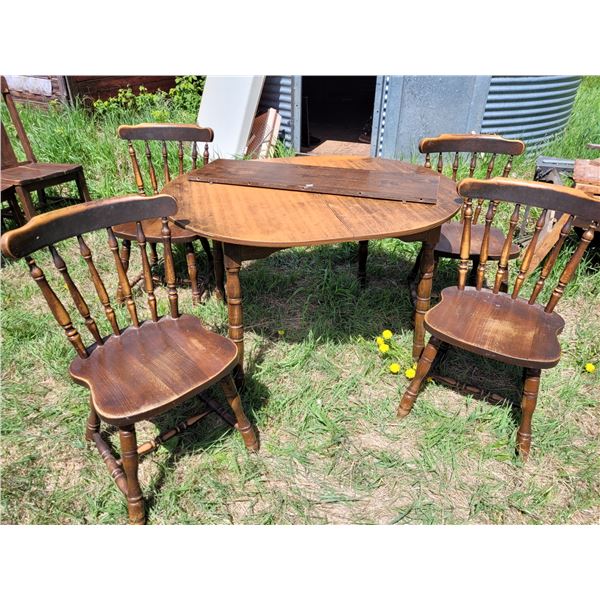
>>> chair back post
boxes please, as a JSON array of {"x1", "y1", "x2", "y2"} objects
[
  {"x1": 457, "y1": 177, "x2": 600, "y2": 310},
  {"x1": 1, "y1": 76, "x2": 36, "y2": 163}
]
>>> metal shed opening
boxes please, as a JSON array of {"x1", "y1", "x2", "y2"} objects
[{"x1": 300, "y1": 76, "x2": 376, "y2": 152}]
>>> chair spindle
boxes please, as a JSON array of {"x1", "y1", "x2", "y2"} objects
[
  {"x1": 127, "y1": 141, "x2": 145, "y2": 195},
  {"x1": 162, "y1": 141, "x2": 171, "y2": 184},
  {"x1": 107, "y1": 227, "x2": 140, "y2": 327},
  {"x1": 25, "y1": 256, "x2": 88, "y2": 358},
  {"x1": 161, "y1": 217, "x2": 179, "y2": 318},
  {"x1": 136, "y1": 221, "x2": 159, "y2": 322},
  {"x1": 452, "y1": 152, "x2": 459, "y2": 180},
  {"x1": 77, "y1": 235, "x2": 121, "y2": 336},
  {"x1": 545, "y1": 226, "x2": 596, "y2": 313},
  {"x1": 528, "y1": 216, "x2": 574, "y2": 305},
  {"x1": 476, "y1": 200, "x2": 499, "y2": 290},
  {"x1": 424, "y1": 153, "x2": 431, "y2": 169},
  {"x1": 469, "y1": 152, "x2": 477, "y2": 177},
  {"x1": 437, "y1": 152, "x2": 443, "y2": 174},
  {"x1": 511, "y1": 209, "x2": 548, "y2": 299},
  {"x1": 192, "y1": 142, "x2": 198, "y2": 170},
  {"x1": 485, "y1": 153, "x2": 497, "y2": 179},
  {"x1": 203, "y1": 143, "x2": 209, "y2": 166},
  {"x1": 144, "y1": 141, "x2": 159, "y2": 195},
  {"x1": 493, "y1": 203, "x2": 521, "y2": 294},
  {"x1": 178, "y1": 141, "x2": 184, "y2": 175},
  {"x1": 49, "y1": 244, "x2": 103, "y2": 345},
  {"x1": 502, "y1": 156, "x2": 514, "y2": 177},
  {"x1": 457, "y1": 198, "x2": 473, "y2": 290}
]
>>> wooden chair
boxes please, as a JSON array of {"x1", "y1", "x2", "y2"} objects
[
  {"x1": 1, "y1": 76, "x2": 91, "y2": 221},
  {"x1": 114, "y1": 123, "x2": 214, "y2": 304},
  {"x1": 356, "y1": 134, "x2": 526, "y2": 289},
  {"x1": 0, "y1": 195, "x2": 259, "y2": 524},
  {"x1": 397, "y1": 177, "x2": 600, "y2": 460}
]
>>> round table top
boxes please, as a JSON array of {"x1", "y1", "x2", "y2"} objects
[{"x1": 163, "y1": 155, "x2": 461, "y2": 248}]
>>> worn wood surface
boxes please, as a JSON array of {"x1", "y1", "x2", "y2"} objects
[
  {"x1": 166, "y1": 155, "x2": 461, "y2": 247},
  {"x1": 70, "y1": 314, "x2": 239, "y2": 425},
  {"x1": 309, "y1": 140, "x2": 371, "y2": 157},
  {"x1": 574, "y1": 158, "x2": 600, "y2": 197},
  {"x1": 189, "y1": 158, "x2": 441, "y2": 204}
]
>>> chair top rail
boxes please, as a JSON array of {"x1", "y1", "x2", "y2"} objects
[
  {"x1": 118, "y1": 123, "x2": 214, "y2": 143},
  {"x1": 419, "y1": 133, "x2": 525, "y2": 156},
  {"x1": 1, "y1": 195, "x2": 177, "y2": 259},
  {"x1": 458, "y1": 177, "x2": 600, "y2": 224}
]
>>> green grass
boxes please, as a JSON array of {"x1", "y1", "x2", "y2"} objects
[{"x1": 1, "y1": 78, "x2": 599, "y2": 524}]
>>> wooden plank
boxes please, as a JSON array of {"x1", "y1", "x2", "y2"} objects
[
  {"x1": 573, "y1": 158, "x2": 600, "y2": 185},
  {"x1": 189, "y1": 159, "x2": 440, "y2": 204},
  {"x1": 309, "y1": 140, "x2": 371, "y2": 157},
  {"x1": 525, "y1": 214, "x2": 571, "y2": 276}
]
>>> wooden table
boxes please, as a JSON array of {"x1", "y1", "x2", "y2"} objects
[{"x1": 163, "y1": 155, "x2": 461, "y2": 383}]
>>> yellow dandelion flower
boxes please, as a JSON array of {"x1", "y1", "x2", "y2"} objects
[
  {"x1": 382, "y1": 329, "x2": 393, "y2": 340},
  {"x1": 585, "y1": 362, "x2": 596, "y2": 373},
  {"x1": 389, "y1": 363, "x2": 401, "y2": 374},
  {"x1": 405, "y1": 367, "x2": 416, "y2": 379},
  {"x1": 376, "y1": 336, "x2": 384, "y2": 346},
  {"x1": 277, "y1": 329, "x2": 285, "y2": 336},
  {"x1": 379, "y1": 343, "x2": 390, "y2": 354}
]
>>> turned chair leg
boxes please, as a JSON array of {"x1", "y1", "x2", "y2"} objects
[
  {"x1": 213, "y1": 240, "x2": 226, "y2": 302},
  {"x1": 185, "y1": 242, "x2": 202, "y2": 304},
  {"x1": 38, "y1": 188, "x2": 48, "y2": 210},
  {"x1": 219, "y1": 374, "x2": 259, "y2": 452},
  {"x1": 517, "y1": 368, "x2": 541, "y2": 461},
  {"x1": 357, "y1": 240, "x2": 369, "y2": 289},
  {"x1": 119, "y1": 425, "x2": 145, "y2": 525},
  {"x1": 116, "y1": 239, "x2": 132, "y2": 304},
  {"x1": 85, "y1": 404, "x2": 101, "y2": 442},
  {"x1": 199, "y1": 236, "x2": 215, "y2": 274},
  {"x1": 75, "y1": 170, "x2": 92, "y2": 202},
  {"x1": 398, "y1": 336, "x2": 441, "y2": 418}
]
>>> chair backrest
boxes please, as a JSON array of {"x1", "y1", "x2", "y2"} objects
[
  {"x1": 455, "y1": 177, "x2": 600, "y2": 312},
  {"x1": 118, "y1": 123, "x2": 214, "y2": 195},
  {"x1": 0, "y1": 195, "x2": 180, "y2": 359},
  {"x1": 419, "y1": 133, "x2": 526, "y2": 225},
  {"x1": 1, "y1": 75, "x2": 36, "y2": 164}
]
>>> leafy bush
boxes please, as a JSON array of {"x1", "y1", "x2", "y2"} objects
[{"x1": 93, "y1": 76, "x2": 205, "y2": 117}]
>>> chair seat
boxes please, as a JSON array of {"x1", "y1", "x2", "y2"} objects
[
  {"x1": 425, "y1": 286, "x2": 565, "y2": 369},
  {"x1": 2, "y1": 162, "x2": 83, "y2": 186},
  {"x1": 69, "y1": 314, "x2": 238, "y2": 426},
  {"x1": 435, "y1": 221, "x2": 521, "y2": 260},
  {"x1": 112, "y1": 217, "x2": 199, "y2": 242}
]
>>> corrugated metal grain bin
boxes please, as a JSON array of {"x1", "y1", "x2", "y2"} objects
[{"x1": 481, "y1": 76, "x2": 582, "y2": 147}]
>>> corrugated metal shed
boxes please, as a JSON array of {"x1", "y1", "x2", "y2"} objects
[
  {"x1": 481, "y1": 76, "x2": 582, "y2": 146},
  {"x1": 258, "y1": 76, "x2": 301, "y2": 150}
]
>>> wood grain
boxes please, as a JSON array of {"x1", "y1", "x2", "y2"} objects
[
  {"x1": 166, "y1": 156, "x2": 461, "y2": 247},
  {"x1": 189, "y1": 158, "x2": 441, "y2": 204}
]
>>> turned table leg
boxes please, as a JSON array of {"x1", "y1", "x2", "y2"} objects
[
  {"x1": 223, "y1": 245, "x2": 245, "y2": 387},
  {"x1": 412, "y1": 232, "x2": 438, "y2": 361}
]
